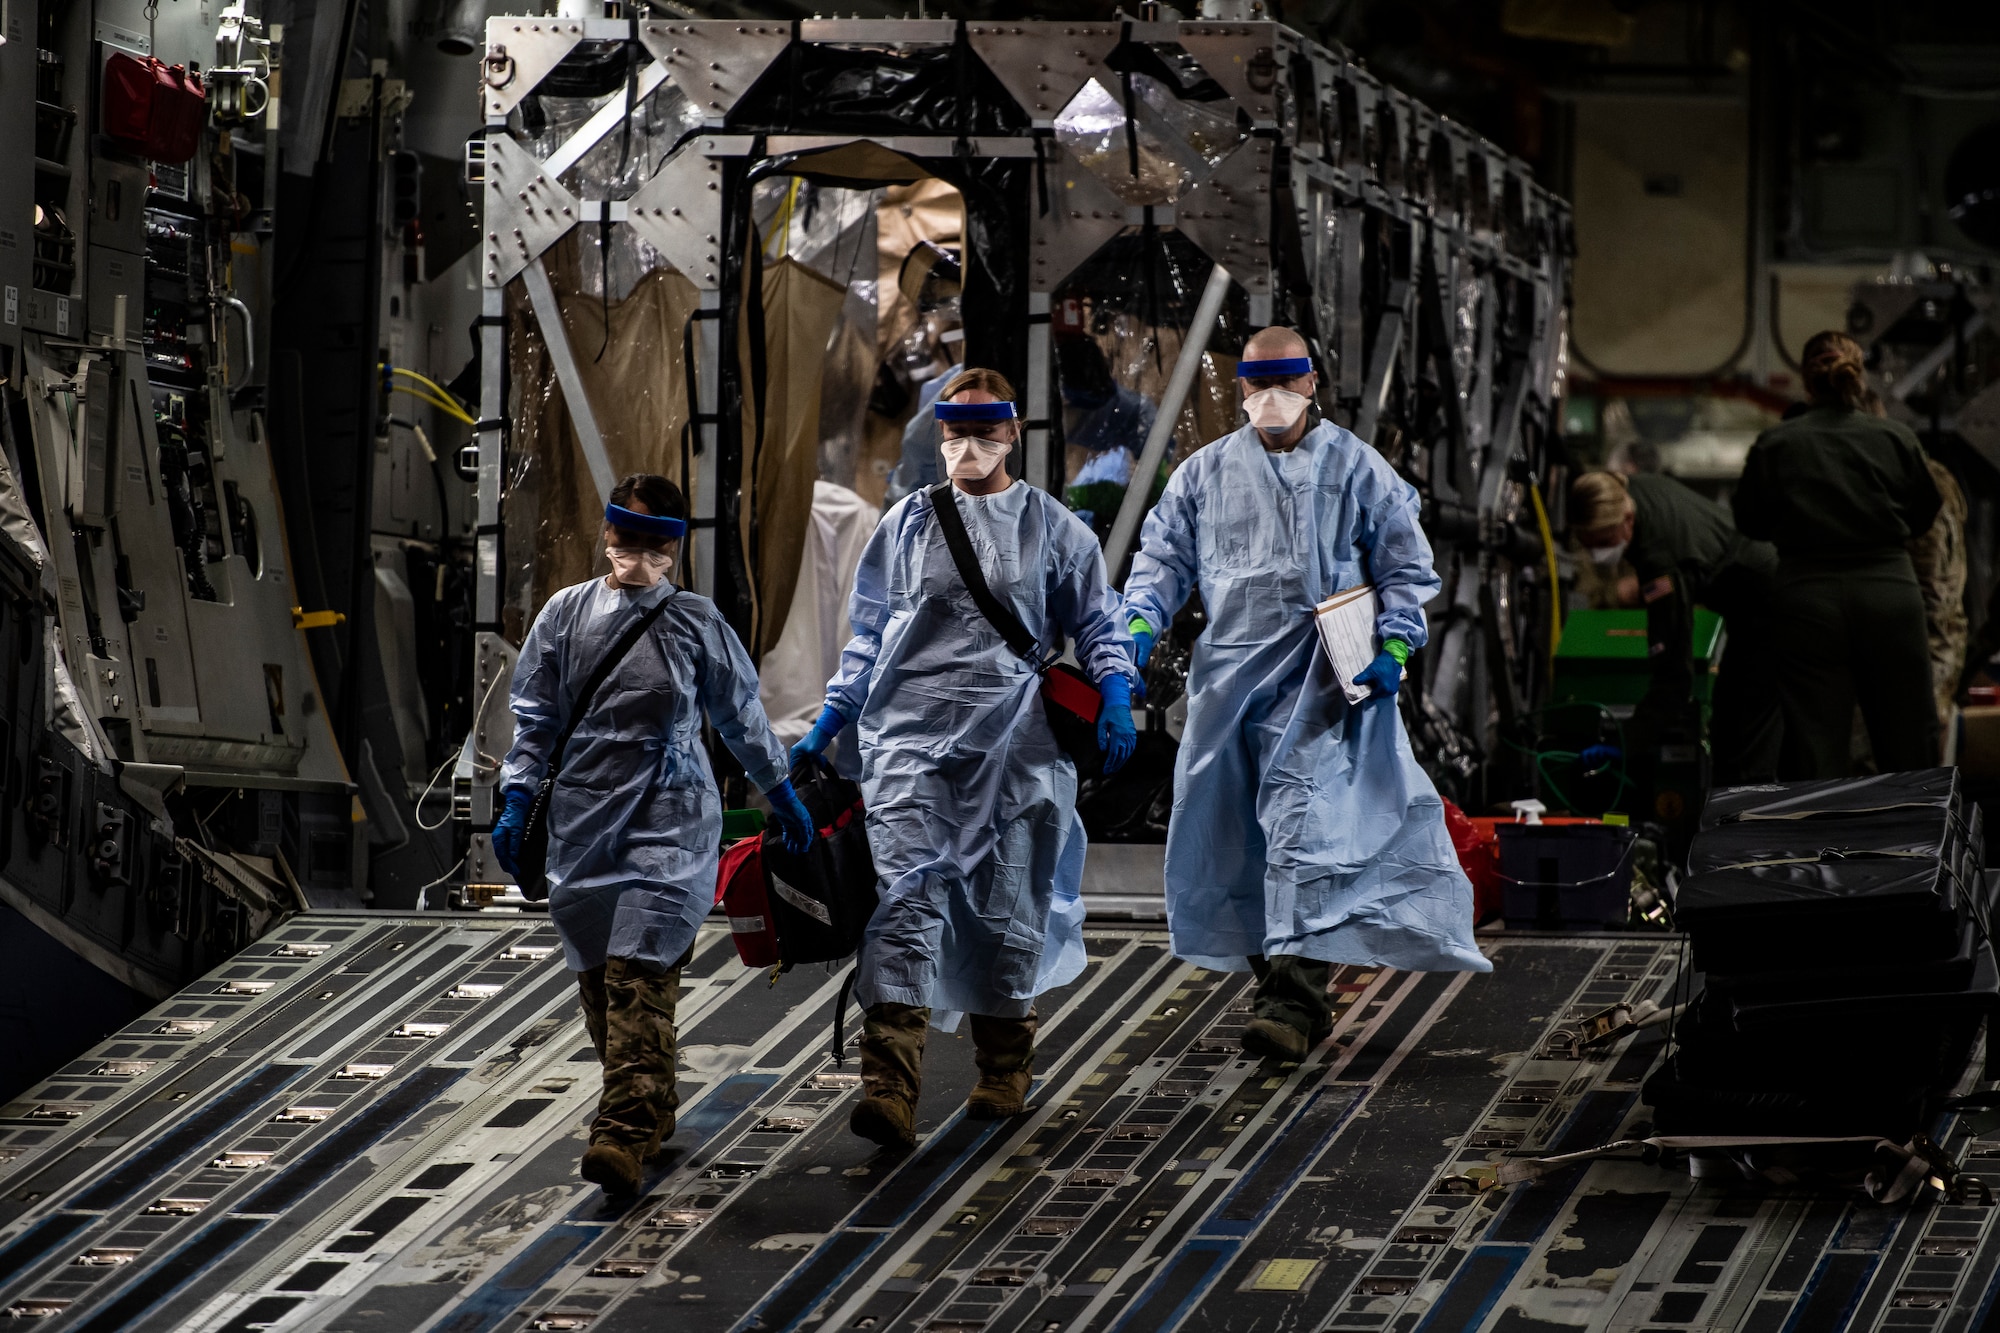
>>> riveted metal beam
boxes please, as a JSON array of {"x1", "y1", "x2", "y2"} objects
[
  {"x1": 966, "y1": 21, "x2": 1121, "y2": 128},
  {"x1": 639, "y1": 20, "x2": 792, "y2": 124},
  {"x1": 623, "y1": 148, "x2": 726, "y2": 290},
  {"x1": 1175, "y1": 136, "x2": 1274, "y2": 295},
  {"x1": 479, "y1": 135, "x2": 582, "y2": 288},
  {"x1": 480, "y1": 17, "x2": 584, "y2": 121},
  {"x1": 1028, "y1": 143, "x2": 1132, "y2": 295}
]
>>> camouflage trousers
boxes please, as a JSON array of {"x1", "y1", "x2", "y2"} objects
[{"x1": 576, "y1": 945, "x2": 691, "y2": 1156}]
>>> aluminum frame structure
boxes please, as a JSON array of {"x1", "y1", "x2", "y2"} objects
[{"x1": 465, "y1": 15, "x2": 1573, "y2": 877}]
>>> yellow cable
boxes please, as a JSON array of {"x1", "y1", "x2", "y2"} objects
[
  {"x1": 770, "y1": 178, "x2": 800, "y2": 261},
  {"x1": 391, "y1": 366, "x2": 465, "y2": 404},
  {"x1": 388, "y1": 367, "x2": 476, "y2": 423},
  {"x1": 407, "y1": 388, "x2": 475, "y2": 425},
  {"x1": 391, "y1": 383, "x2": 476, "y2": 426},
  {"x1": 1529, "y1": 481, "x2": 1563, "y2": 682}
]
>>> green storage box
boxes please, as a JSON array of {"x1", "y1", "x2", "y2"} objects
[
  {"x1": 720, "y1": 808, "x2": 766, "y2": 842},
  {"x1": 1551, "y1": 608, "x2": 1724, "y2": 709}
]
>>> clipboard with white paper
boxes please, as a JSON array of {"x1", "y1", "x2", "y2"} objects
[{"x1": 1314, "y1": 584, "x2": 1399, "y2": 704}]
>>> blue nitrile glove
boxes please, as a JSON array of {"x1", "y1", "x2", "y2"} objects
[
  {"x1": 789, "y1": 704, "x2": 847, "y2": 769},
  {"x1": 490, "y1": 787, "x2": 534, "y2": 875},
  {"x1": 1097, "y1": 674, "x2": 1138, "y2": 776},
  {"x1": 1128, "y1": 616, "x2": 1156, "y2": 668},
  {"x1": 766, "y1": 779, "x2": 816, "y2": 856},
  {"x1": 1579, "y1": 744, "x2": 1623, "y2": 772},
  {"x1": 1353, "y1": 638, "x2": 1411, "y2": 699}
]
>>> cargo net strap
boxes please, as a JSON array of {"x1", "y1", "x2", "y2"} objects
[
  {"x1": 1706, "y1": 850, "x2": 1939, "y2": 871},
  {"x1": 830, "y1": 965, "x2": 859, "y2": 1067},
  {"x1": 1493, "y1": 1134, "x2": 1967, "y2": 1206},
  {"x1": 1492, "y1": 866, "x2": 1631, "y2": 890},
  {"x1": 1719, "y1": 802, "x2": 1949, "y2": 825}
]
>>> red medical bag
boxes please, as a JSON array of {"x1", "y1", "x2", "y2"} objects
[
  {"x1": 715, "y1": 834, "x2": 780, "y2": 967},
  {"x1": 103, "y1": 52, "x2": 207, "y2": 164}
]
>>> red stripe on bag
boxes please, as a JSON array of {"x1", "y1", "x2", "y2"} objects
[
  {"x1": 1041, "y1": 665, "x2": 1102, "y2": 723},
  {"x1": 818, "y1": 799, "x2": 865, "y2": 838}
]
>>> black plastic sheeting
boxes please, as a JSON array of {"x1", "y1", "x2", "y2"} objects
[
  {"x1": 1681, "y1": 768, "x2": 1977, "y2": 918},
  {"x1": 1708, "y1": 914, "x2": 1984, "y2": 1003},
  {"x1": 1056, "y1": 229, "x2": 1247, "y2": 335},
  {"x1": 1698, "y1": 768, "x2": 1963, "y2": 830},
  {"x1": 1726, "y1": 938, "x2": 1998, "y2": 1031},
  {"x1": 1672, "y1": 769, "x2": 1987, "y2": 974},
  {"x1": 731, "y1": 37, "x2": 1030, "y2": 139},
  {"x1": 1674, "y1": 859, "x2": 1960, "y2": 929}
]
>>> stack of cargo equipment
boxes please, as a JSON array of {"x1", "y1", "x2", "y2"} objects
[{"x1": 1646, "y1": 770, "x2": 1995, "y2": 1140}]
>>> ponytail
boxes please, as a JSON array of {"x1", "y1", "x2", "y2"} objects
[{"x1": 1801, "y1": 330, "x2": 1872, "y2": 412}]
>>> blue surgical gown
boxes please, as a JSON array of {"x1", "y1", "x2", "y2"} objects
[
  {"x1": 1123, "y1": 422, "x2": 1491, "y2": 975},
  {"x1": 501, "y1": 578, "x2": 787, "y2": 973},
  {"x1": 826, "y1": 481, "x2": 1138, "y2": 1019}
]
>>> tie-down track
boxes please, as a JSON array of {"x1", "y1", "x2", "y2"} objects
[{"x1": 0, "y1": 918, "x2": 1992, "y2": 1331}]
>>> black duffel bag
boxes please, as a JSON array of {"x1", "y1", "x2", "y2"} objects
[{"x1": 759, "y1": 756, "x2": 879, "y2": 967}]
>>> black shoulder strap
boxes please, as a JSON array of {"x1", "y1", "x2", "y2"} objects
[
  {"x1": 927, "y1": 482, "x2": 1043, "y2": 664},
  {"x1": 547, "y1": 591, "x2": 674, "y2": 778}
]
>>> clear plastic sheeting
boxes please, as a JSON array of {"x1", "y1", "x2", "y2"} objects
[
  {"x1": 869, "y1": 180, "x2": 965, "y2": 504},
  {"x1": 1053, "y1": 74, "x2": 1242, "y2": 207},
  {"x1": 522, "y1": 78, "x2": 703, "y2": 201},
  {"x1": 756, "y1": 178, "x2": 879, "y2": 279},
  {"x1": 875, "y1": 181, "x2": 964, "y2": 357},
  {"x1": 819, "y1": 284, "x2": 881, "y2": 490},
  {"x1": 1053, "y1": 232, "x2": 1246, "y2": 539},
  {"x1": 515, "y1": 85, "x2": 704, "y2": 306},
  {"x1": 891, "y1": 297, "x2": 960, "y2": 395}
]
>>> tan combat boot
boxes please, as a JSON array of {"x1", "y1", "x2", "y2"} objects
[
  {"x1": 851, "y1": 1003, "x2": 928, "y2": 1149},
  {"x1": 1239, "y1": 1017, "x2": 1310, "y2": 1063},
  {"x1": 966, "y1": 1011, "x2": 1037, "y2": 1119}
]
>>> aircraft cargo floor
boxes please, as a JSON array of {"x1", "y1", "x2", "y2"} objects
[{"x1": 0, "y1": 915, "x2": 1993, "y2": 1332}]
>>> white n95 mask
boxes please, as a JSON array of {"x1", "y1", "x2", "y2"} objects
[
  {"x1": 1587, "y1": 541, "x2": 1628, "y2": 567},
  {"x1": 941, "y1": 437, "x2": 1011, "y2": 481},
  {"x1": 1244, "y1": 386, "x2": 1310, "y2": 433},
  {"x1": 606, "y1": 546, "x2": 673, "y2": 587}
]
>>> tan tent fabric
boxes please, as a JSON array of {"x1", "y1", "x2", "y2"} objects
[
  {"x1": 504, "y1": 235, "x2": 699, "y2": 640},
  {"x1": 506, "y1": 239, "x2": 847, "y2": 660},
  {"x1": 783, "y1": 141, "x2": 930, "y2": 187},
  {"x1": 744, "y1": 255, "x2": 850, "y2": 656}
]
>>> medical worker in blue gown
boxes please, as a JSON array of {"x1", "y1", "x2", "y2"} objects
[
  {"x1": 791, "y1": 368, "x2": 1141, "y2": 1149},
  {"x1": 1122, "y1": 327, "x2": 1490, "y2": 1064},
  {"x1": 492, "y1": 473, "x2": 816, "y2": 1195}
]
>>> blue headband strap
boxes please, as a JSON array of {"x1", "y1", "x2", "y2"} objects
[
  {"x1": 1237, "y1": 356, "x2": 1314, "y2": 379},
  {"x1": 605, "y1": 502, "x2": 686, "y2": 539},
  {"x1": 934, "y1": 399, "x2": 1018, "y2": 422}
]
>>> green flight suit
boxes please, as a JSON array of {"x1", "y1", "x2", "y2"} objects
[
  {"x1": 1625, "y1": 473, "x2": 1781, "y2": 785},
  {"x1": 1732, "y1": 406, "x2": 1943, "y2": 779}
]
